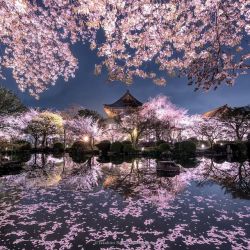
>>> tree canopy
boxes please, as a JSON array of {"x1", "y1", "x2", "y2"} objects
[
  {"x1": 78, "y1": 109, "x2": 103, "y2": 123},
  {"x1": 0, "y1": 0, "x2": 249, "y2": 98},
  {"x1": 220, "y1": 106, "x2": 250, "y2": 141},
  {"x1": 25, "y1": 111, "x2": 64, "y2": 149},
  {"x1": 0, "y1": 86, "x2": 26, "y2": 114}
]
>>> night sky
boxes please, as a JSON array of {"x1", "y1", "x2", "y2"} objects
[{"x1": 1, "y1": 43, "x2": 249, "y2": 116}]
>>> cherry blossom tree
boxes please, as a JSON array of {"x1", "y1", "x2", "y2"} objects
[
  {"x1": 113, "y1": 95, "x2": 187, "y2": 145},
  {"x1": 25, "y1": 111, "x2": 64, "y2": 149},
  {"x1": 100, "y1": 123, "x2": 125, "y2": 143},
  {"x1": 0, "y1": 1, "x2": 249, "y2": 97},
  {"x1": 117, "y1": 108, "x2": 148, "y2": 147},
  {"x1": 141, "y1": 95, "x2": 187, "y2": 143},
  {"x1": 191, "y1": 116, "x2": 230, "y2": 148},
  {"x1": 0, "y1": 109, "x2": 38, "y2": 142},
  {"x1": 220, "y1": 106, "x2": 250, "y2": 141},
  {"x1": 65, "y1": 116, "x2": 102, "y2": 147},
  {"x1": 0, "y1": 115, "x2": 21, "y2": 142},
  {"x1": 0, "y1": 0, "x2": 78, "y2": 98}
]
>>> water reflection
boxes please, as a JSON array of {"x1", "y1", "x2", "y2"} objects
[
  {"x1": 0, "y1": 154, "x2": 249, "y2": 249},
  {"x1": 0, "y1": 154, "x2": 249, "y2": 199},
  {"x1": 196, "y1": 158, "x2": 250, "y2": 198}
]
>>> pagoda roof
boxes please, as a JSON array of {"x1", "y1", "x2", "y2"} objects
[
  {"x1": 203, "y1": 105, "x2": 231, "y2": 118},
  {"x1": 104, "y1": 90, "x2": 142, "y2": 108}
]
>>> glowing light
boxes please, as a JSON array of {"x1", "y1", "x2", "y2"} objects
[
  {"x1": 142, "y1": 147, "x2": 145, "y2": 151},
  {"x1": 83, "y1": 135, "x2": 89, "y2": 142},
  {"x1": 132, "y1": 128, "x2": 138, "y2": 137},
  {"x1": 201, "y1": 144, "x2": 205, "y2": 149}
]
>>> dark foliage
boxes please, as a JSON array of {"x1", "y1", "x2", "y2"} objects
[
  {"x1": 174, "y1": 140, "x2": 196, "y2": 158},
  {"x1": 230, "y1": 142, "x2": 248, "y2": 158},
  {"x1": 13, "y1": 140, "x2": 32, "y2": 151},
  {"x1": 110, "y1": 141, "x2": 123, "y2": 154},
  {"x1": 157, "y1": 143, "x2": 171, "y2": 152},
  {"x1": 71, "y1": 141, "x2": 91, "y2": 154},
  {"x1": 0, "y1": 86, "x2": 27, "y2": 115},
  {"x1": 53, "y1": 142, "x2": 64, "y2": 152},
  {"x1": 122, "y1": 141, "x2": 135, "y2": 154},
  {"x1": 96, "y1": 140, "x2": 111, "y2": 154}
]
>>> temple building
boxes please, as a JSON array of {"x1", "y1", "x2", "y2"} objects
[
  {"x1": 104, "y1": 90, "x2": 143, "y2": 118},
  {"x1": 203, "y1": 104, "x2": 230, "y2": 118}
]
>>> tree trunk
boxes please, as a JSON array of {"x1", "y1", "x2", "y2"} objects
[
  {"x1": 210, "y1": 140, "x2": 214, "y2": 150},
  {"x1": 41, "y1": 134, "x2": 46, "y2": 149},
  {"x1": 34, "y1": 137, "x2": 38, "y2": 150},
  {"x1": 155, "y1": 129, "x2": 160, "y2": 141},
  {"x1": 63, "y1": 128, "x2": 66, "y2": 150},
  {"x1": 41, "y1": 153, "x2": 46, "y2": 167},
  {"x1": 236, "y1": 128, "x2": 242, "y2": 141}
]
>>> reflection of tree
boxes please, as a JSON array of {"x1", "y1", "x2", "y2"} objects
[
  {"x1": 102, "y1": 159, "x2": 190, "y2": 206},
  {"x1": 1, "y1": 154, "x2": 249, "y2": 206},
  {"x1": 196, "y1": 158, "x2": 250, "y2": 198},
  {"x1": 0, "y1": 154, "x2": 102, "y2": 191},
  {"x1": 102, "y1": 157, "x2": 250, "y2": 217},
  {"x1": 0, "y1": 154, "x2": 64, "y2": 189},
  {"x1": 62, "y1": 156, "x2": 103, "y2": 191},
  {"x1": 102, "y1": 159, "x2": 155, "y2": 197}
]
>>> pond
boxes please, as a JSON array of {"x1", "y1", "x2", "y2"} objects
[{"x1": 0, "y1": 154, "x2": 249, "y2": 249}]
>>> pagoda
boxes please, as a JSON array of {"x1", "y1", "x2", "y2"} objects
[
  {"x1": 203, "y1": 105, "x2": 231, "y2": 118},
  {"x1": 104, "y1": 90, "x2": 143, "y2": 118}
]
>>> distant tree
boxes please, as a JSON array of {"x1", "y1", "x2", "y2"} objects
[
  {"x1": 25, "y1": 111, "x2": 64, "y2": 149},
  {"x1": 220, "y1": 106, "x2": 250, "y2": 141},
  {"x1": 24, "y1": 119, "x2": 43, "y2": 150},
  {"x1": 192, "y1": 117, "x2": 229, "y2": 148},
  {"x1": 0, "y1": 109, "x2": 38, "y2": 142},
  {"x1": 65, "y1": 116, "x2": 102, "y2": 148},
  {"x1": 39, "y1": 112, "x2": 64, "y2": 148},
  {"x1": 141, "y1": 95, "x2": 187, "y2": 143},
  {"x1": 60, "y1": 105, "x2": 84, "y2": 119},
  {"x1": 118, "y1": 108, "x2": 148, "y2": 147},
  {"x1": 78, "y1": 108, "x2": 104, "y2": 125},
  {"x1": 0, "y1": 86, "x2": 26, "y2": 115}
]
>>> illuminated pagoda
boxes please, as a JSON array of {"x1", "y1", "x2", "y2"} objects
[{"x1": 104, "y1": 90, "x2": 143, "y2": 118}]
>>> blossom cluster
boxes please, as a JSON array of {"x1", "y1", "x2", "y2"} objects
[{"x1": 0, "y1": 0, "x2": 249, "y2": 97}]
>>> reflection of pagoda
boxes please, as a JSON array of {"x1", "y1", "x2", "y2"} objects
[{"x1": 104, "y1": 90, "x2": 143, "y2": 118}]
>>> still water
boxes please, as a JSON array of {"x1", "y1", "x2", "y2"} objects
[{"x1": 0, "y1": 154, "x2": 249, "y2": 249}]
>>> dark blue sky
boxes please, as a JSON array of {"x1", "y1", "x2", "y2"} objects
[{"x1": 1, "y1": 43, "x2": 249, "y2": 116}]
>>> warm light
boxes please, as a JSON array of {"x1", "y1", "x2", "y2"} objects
[
  {"x1": 201, "y1": 144, "x2": 205, "y2": 149},
  {"x1": 103, "y1": 176, "x2": 117, "y2": 188},
  {"x1": 142, "y1": 147, "x2": 145, "y2": 151},
  {"x1": 47, "y1": 175, "x2": 62, "y2": 186},
  {"x1": 83, "y1": 135, "x2": 89, "y2": 142},
  {"x1": 132, "y1": 128, "x2": 138, "y2": 137},
  {"x1": 220, "y1": 143, "x2": 223, "y2": 146}
]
